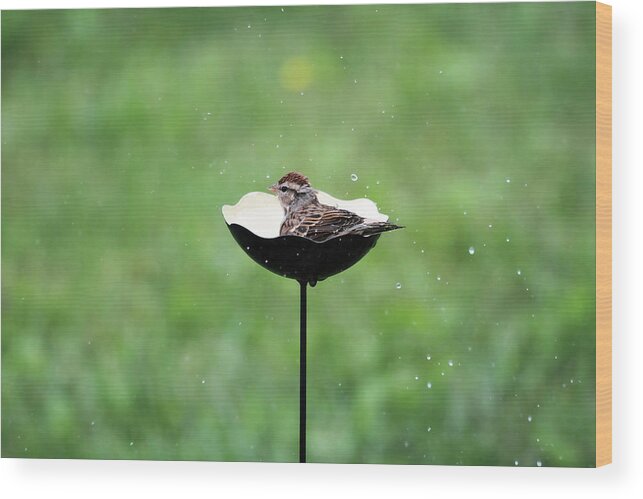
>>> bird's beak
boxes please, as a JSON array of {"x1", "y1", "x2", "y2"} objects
[{"x1": 268, "y1": 184, "x2": 277, "y2": 193}]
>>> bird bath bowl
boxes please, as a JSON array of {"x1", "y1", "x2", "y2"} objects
[
  {"x1": 225, "y1": 225, "x2": 380, "y2": 287},
  {"x1": 222, "y1": 189, "x2": 396, "y2": 462},
  {"x1": 222, "y1": 191, "x2": 388, "y2": 285}
]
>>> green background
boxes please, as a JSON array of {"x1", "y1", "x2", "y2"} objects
[{"x1": 2, "y1": 2, "x2": 596, "y2": 466}]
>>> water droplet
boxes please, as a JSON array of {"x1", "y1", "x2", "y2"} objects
[
  {"x1": 516, "y1": 269, "x2": 522, "y2": 275},
  {"x1": 468, "y1": 246, "x2": 475, "y2": 255},
  {"x1": 90, "y1": 421, "x2": 95, "y2": 426},
  {"x1": 506, "y1": 178, "x2": 511, "y2": 183},
  {"x1": 527, "y1": 415, "x2": 532, "y2": 422},
  {"x1": 414, "y1": 376, "x2": 419, "y2": 380},
  {"x1": 351, "y1": 173, "x2": 358, "y2": 181},
  {"x1": 506, "y1": 237, "x2": 510, "y2": 242},
  {"x1": 427, "y1": 427, "x2": 432, "y2": 432},
  {"x1": 129, "y1": 441, "x2": 134, "y2": 446},
  {"x1": 514, "y1": 460, "x2": 519, "y2": 466},
  {"x1": 201, "y1": 379, "x2": 206, "y2": 384},
  {"x1": 395, "y1": 282, "x2": 402, "y2": 289},
  {"x1": 536, "y1": 460, "x2": 542, "y2": 467},
  {"x1": 488, "y1": 224, "x2": 493, "y2": 228},
  {"x1": 448, "y1": 360, "x2": 454, "y2": 367},
  {"x1": 426, "y1": 382, "x2": 432, "y2": 389},
  {"x1": 426, "y1": 354, "x2": 431, "y2": 360}
]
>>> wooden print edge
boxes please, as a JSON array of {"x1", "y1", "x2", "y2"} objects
[{"x1": 595, "y1": 1, "x2": 612, "y2": 467}]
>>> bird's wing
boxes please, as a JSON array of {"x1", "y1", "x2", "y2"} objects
[{"x1": 290, "y1": 205, "x2": 365, "y2": 242}]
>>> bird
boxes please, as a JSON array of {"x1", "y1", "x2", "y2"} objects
[{"x1": 269, "y1": 172, "x2": 403, "y2": 242}]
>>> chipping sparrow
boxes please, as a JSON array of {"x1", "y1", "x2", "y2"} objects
[{"x1": 269, "y1": 172, "x2": 403, "y2": 242}]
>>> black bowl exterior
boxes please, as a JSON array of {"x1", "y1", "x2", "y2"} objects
[{"x1": 226, "y1": 223, "x2": 380, "y2": 286}]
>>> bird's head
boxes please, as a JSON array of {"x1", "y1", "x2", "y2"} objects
[{"x1": 269, "y1": 172, "x2": 317, "y2": 210}]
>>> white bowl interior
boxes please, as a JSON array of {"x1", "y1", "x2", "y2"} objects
[{"x1": 222, "y1": 190, "x2": 389, "y2": 239}]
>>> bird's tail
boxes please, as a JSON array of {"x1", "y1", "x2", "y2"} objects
[{"x1": 359, "y1": 221, "x2": 404, "y2": 237}]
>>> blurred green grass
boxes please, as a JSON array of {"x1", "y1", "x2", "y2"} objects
[{"x1": 2, "y1": 3, "x2": 596, "y2": 465}]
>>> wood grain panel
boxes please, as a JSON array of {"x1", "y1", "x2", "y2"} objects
[{"x1": 595, "y1": 1, "x2": 612, "y2": 468}]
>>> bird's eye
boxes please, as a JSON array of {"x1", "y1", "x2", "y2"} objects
[{"x1": 280, "y1": 186, "x2": 288, "y2": 192}]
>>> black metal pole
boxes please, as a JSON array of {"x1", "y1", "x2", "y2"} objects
[{"x1": 299, "y1": 280, "x2": 307, "y2": 463}]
